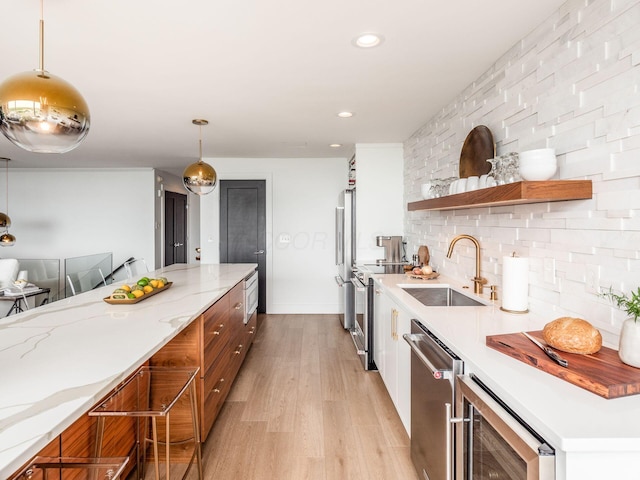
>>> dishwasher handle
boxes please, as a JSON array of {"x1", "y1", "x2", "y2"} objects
[{"x1": 403, "y1": 333, "x2": 452, "y2": 380}]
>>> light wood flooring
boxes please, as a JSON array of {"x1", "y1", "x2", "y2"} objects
[{"x1": 192, "y1": 313, "x2": 419, "y2": 480}]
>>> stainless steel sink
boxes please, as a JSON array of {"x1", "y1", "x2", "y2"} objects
[{"x1": 402, "y1": 287, "x2": 487, "y2": 307}]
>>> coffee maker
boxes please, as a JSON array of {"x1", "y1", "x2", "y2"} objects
[{"x1": 375, "y1": 235, "x2": 403, "y2": 264}]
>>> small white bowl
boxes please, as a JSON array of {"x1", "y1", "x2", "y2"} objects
[
  {"x1": 519, "y1": 148, "x2": 556, "y2": 162},
  {"x1": 519, "y1": 157, "x2": 557, "y2": 165},
  {"x1": 519, "y1": 148, "x2": 557, "y2": 180},
  {"x1": 421, "y1": 183, "x2": 432, "y2": 199},
  {"x1": 519, "y1": 162, "x2": 557, "y2": 181}
]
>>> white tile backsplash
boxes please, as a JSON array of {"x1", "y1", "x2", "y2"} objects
[{"x1": 404, "y1": 0, "x2": 640, "y2": 341}]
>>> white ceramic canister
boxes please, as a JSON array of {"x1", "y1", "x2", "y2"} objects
[{"x1": 619, "y1": 318, "x2": 640, "y2": 368}]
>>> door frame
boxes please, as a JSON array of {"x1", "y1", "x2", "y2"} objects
[
  {"x1": 200, "y1": 173, "x2": 273, "y2": 313},
  {"x1": 164, "y1": 190, "x2": 188, "y2": 266}
]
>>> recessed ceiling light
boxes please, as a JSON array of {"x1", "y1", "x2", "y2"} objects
[
  {"x1": 353, "y1": 33, "x2": 384, "y2": 48},
  {"x1": 337, "y1": 111, "x2": 354, "y2": 118},
  {"x1": 330, "y1": 144, "x2": 342, "y2": 148}
]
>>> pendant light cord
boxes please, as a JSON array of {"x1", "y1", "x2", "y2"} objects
[
  {"x1": 39, "y1": 0, "x2": 45, "y2": 71},
  {"x1": 199, "y1": 125, "x2": 203, "y2": 163},
  {"x1": 5, "y1": 159, "x2": 9, "y2": 216}
]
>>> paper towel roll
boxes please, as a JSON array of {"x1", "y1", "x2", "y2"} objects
[{"x1": 501, "y1": 255, "x2": 529, "y2": 313}]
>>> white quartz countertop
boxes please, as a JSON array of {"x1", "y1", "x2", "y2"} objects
[
  {"x1": 374, "y1": 273, "x2": 640, "y2": 455},
  {"x1": 0, "y1": 263, "x2": 256, "y2": 478}
]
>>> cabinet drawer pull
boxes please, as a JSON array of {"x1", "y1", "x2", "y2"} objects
[
  {"x1": 234, "y1": 302, "x2": 243, "y2": 310},
  {"x1": 249, "y1": 327, "x2": 256, "y2": 334},
  {"x1": 212, "y1": 323, "x2": 225, "y2": 335},
  {"x1": 391, "y1": 309, "x2": 398, "y2": 341},
  {"x1": 234, "y1": 344, "x2": 244, "y2": 355},
  {"x1": 212, "y1": 378, "x2": 225, "y2": 393}
]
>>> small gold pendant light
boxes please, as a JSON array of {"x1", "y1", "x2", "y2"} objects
[
  {"x1": 0, "y1": 158, "x2": 16, "y2": 247},
  {"x1": 183, "y1": 119, "x2": 217, "y2": 195},
  {"x1": 0, "y1": 0, "x2": 90, "y2": 154}
]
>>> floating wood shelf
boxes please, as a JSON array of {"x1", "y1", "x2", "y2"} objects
[{"x1": 407, "y1": 180, "x2": 592, "y2": 212}]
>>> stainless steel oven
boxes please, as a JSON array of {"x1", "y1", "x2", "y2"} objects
[
  {"x1": 350, "y1": 271, "x2": 375, "y2": 370},
  {"x1": 455, "y1": 374, "x2": 555, "y2": 480},
  {"x1": 352, "y1": 263, "x2": 406, "y2": 371}
]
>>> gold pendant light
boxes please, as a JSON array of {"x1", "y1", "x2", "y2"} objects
[
  {"x1": 183, "y1": 119, "x2": 217, "y2": 196},
  {"x1": 0, "y1": 158, "x2": 15, "y2": 247},
  {"x1": 0, "y1": 0, "x2": 90, "y2": 154},
  {"x1": 0, "y1": 213, "x2": 10, "y2": 230}
]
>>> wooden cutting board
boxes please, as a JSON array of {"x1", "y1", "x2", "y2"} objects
[
  {"x1": 417, "y1": 245, "x2": 430, "y2": 266},
  {"x1": 486, "y1": 331, "x2": 640, "y2": 399},
  {"x1": 459, "y1": 125, "x2": 495, "y2": 178}
]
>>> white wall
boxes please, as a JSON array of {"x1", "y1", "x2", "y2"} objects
[
  {"x1": 1, "y1": 168, "x2": 157, "y2": 300},
  {"x1": 199, "y1": 157, "x2": 347, "y2": 314},
  {"x1": 354, "y1": 143, "x2": 405, "y2": 263},
  {"x1": 404, "y1": 0, "x2": 640, "y2": 346}
]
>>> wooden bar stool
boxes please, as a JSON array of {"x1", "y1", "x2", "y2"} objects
[
  {"x1": 89, "y1": 366, "x2": 203, "y2": 480},
  {"x1": 11, "y1": 455, "x2": 129, "y2": 479}
]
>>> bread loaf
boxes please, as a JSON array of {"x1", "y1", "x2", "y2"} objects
[{"x1": 542, "y1": 317, "x2": 602, "y2": 354}]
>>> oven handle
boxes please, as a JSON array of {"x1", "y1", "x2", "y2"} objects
[
  {"x1": 350, "y1": 330, "x2": 365, "y2": 355},
  {"x1": 350, "y1": 278, "x2": 366, "y2": 291},
  {"x1": 403, "y1": 333, "x2": 453, "y2": 380}
]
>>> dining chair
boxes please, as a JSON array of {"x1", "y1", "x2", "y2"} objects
[
  {"x1": 66, "y1": 267, "x2": 107, "y2": 296},
  {"x1": 124, "y1": 258, "x2": 149, "y2": 279}
]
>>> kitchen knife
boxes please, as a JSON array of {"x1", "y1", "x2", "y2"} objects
[{"x1": 521, "y1": 332, "x2": 569, "y2": 368}]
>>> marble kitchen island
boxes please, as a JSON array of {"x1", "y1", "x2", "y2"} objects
[{"x1": 0, "y1": 263, "x2": 257, "y2": 478}]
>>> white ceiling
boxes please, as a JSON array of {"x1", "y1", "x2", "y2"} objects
[{"x1": 0, "y1": 0, "x2": 566, "y2": 174}]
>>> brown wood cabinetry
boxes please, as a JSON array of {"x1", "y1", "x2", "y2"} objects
[
  {"x1": 150, "y1": 280, "x2": 255, "y2": 443},
  {"x1": 200, "y1": 282, "x2": 247, "y2": 438},
  {"x1": 245, "y1": 310, "x2": 258, "y2": 347}
]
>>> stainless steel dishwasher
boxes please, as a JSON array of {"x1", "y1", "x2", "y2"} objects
[{"x1": 404, "y1": 319, "x2": 463, "y2": 480}]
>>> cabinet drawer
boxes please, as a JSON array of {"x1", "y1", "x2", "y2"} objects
[
  {"x1": 228, "y1": 282, "x2": 245, "y2": 325},
  {"x1": 202, "y1": 379, "x2": 229, "y2": 439},
  {"x1": 203, "y1": 316, "x2": 231, "y2": 374},
  {"x1": 203, "y1": 330, "x2": 246, "y2": 392},
  {"x1": 245, "y1": 310, "x2": 258, "y2": 346},
  {"x1": 201, "y1": 348, "x2": 237, "y2": 437},
  {"x1": 203, "y1": 343, "x2": 234, "y2": 396},
  {"x1": 202, "y1": 299, "x2": 231, "y2": 368}
]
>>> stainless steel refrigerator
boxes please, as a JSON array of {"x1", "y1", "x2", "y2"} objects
[{"x1": 335, "y1": 189, "x2": 355, "y2": 329}]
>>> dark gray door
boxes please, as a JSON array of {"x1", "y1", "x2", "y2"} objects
[
  {"x1": 165, "y1": 191, "x2": 187, "y2": 266},
  {"x1": 220, "y1": 180, "x2": 266, "y2": 313}
]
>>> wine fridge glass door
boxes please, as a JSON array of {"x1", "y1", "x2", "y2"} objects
[{"x1": 456, "y1": 375, "x2": 555, "y2": 480}]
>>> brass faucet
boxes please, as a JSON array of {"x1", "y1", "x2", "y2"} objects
[{"x1": 446, "y1": 234, "x2": 487, "y2": 294}]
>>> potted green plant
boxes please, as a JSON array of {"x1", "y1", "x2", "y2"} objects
[{"x1": 601, "y1": 287, "x2": 640, "y2": 367}]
